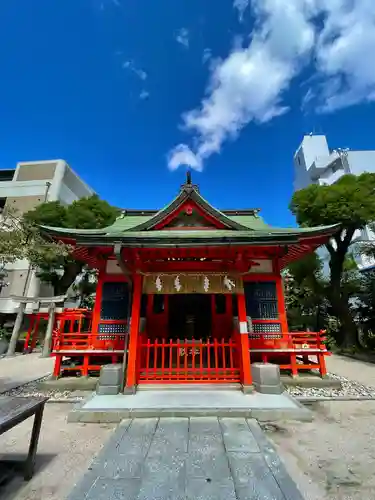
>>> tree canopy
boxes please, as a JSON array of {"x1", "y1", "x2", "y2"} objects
[
  {"x1": 290, "y1": 173, "x2": 375, "y2": 347},
  {"x1": 1, "y1": 195, "x2": 118, "y2": 297}
]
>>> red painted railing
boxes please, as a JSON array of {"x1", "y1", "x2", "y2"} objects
[
  {"x1": 52, "y1": 331, "x2": 125, "y2": 351},
  {"x1": 138, "y1": 337, "x2": 240, "y2": 383},
  {"x1": 249, "y1": 330, "x2": 329, "y2": 377}
]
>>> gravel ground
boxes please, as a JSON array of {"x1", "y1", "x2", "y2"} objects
[
  {"x1": 286, "y1": 372, "x2": 375, "y2": 399},
  {"x1": 2, "y1": 376, "x2": 86, "y2": 401},
  {"x1": 263, "y1": 400, "x2": 375, "y2": 500},
  {"x1": 5, "y1": 371, "x2": 375, "y2": 401}
]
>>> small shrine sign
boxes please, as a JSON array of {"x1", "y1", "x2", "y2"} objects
[{"x1": 143, "y1": 273, "x2": 243, "y2": 294}]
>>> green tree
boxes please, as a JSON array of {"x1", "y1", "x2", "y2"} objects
[
  {"x1": 1, "y1": 195, "x2": 118, "y2": 297},
  {"x1": 284, "y1": 253, "x2": 328, "y2": 331},
  {"x1": 290, "y1": 173, "x2": 375, "y2": 347}
]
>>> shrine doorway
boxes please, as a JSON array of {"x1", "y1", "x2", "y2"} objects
[
  {"x1": 138, "y1": 293, "x2": 240, "y2": 384},
  {"x1": 168, "y1": 294, "x2": 211, "y2": 340}
]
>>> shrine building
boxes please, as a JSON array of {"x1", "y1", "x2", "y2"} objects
[{"x1": 42, "y1": 173, "x2": 338, "y2": 391}]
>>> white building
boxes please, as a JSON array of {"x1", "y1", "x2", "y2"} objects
[
  {"x1": 0, "y1": 160, "x2": 94, "y2": 316},
  {"x1": 293, "y1": 134, "x2": 375, "y2": 271}
]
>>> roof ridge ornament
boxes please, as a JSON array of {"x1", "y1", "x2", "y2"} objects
[{"x1": 181, "y1": 169, "x2": 200, "y2": 193}]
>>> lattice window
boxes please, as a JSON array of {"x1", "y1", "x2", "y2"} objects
[
  {"x1": 244, "y1": 282, "x2": 278, "y2": 319},
  {"x1": 100, "y1": 282, "x2": 129, "y2": 320},
  {"x1": 98, "y1": 323, "x2": 127, "y2": 334},
  {"x1": 250, "y1": 322, "x2": 282, "y2": 339}
]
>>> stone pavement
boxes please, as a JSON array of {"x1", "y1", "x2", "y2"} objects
[
  {"x1": 326, "y1": 354, "x2": 375, "y2": 388},
  {"x1": 67, "y1": 417, "x2": 305, "y2": 500},
  {"x1": 0, "y1": 352, "x2": 53, "y2": 393}
]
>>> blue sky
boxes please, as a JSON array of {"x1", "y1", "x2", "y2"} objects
[{"x1": 1, "y1": 0, "x2": 375, "y2": 227}]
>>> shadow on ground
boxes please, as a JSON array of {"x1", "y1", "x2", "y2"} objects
[{"x1": 0, "y1": 453, "x2": 56, "y2": 499}]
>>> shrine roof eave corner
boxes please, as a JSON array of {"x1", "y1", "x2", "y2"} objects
[{"x1": 70, "y1": 223, "x2": 340, "y2": 247}]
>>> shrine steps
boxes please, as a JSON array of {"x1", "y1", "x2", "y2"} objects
[{"x1": 137, "y1": 383, "x2": 242, "y2": 391}]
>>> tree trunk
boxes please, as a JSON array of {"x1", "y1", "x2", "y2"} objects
[
  {"x1": 327, "y1": 233, "x2": 359, "y2": 348},
  {"x1": 53, "y1": 262, "x2": 83, "y2": 296},
  {"x1": 330, "y1": 296, "x2": 358, "y2": 347}
]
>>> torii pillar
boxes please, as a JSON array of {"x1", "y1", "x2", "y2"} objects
[{"x1": 6, "y1": 295, "x2": 66, "y2": 357}]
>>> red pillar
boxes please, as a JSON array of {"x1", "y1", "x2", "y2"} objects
[
  {"x1": 92, "y1": 269, "x2": 105, "y2": 333},
  {"x1": 126, "y1": 273, "x2": 143, "y2": 389},
  {"x1": 274, "y1": 259, "x2": 288, "y2": 335},
  {"x1": 24, "y1": 316, "x2": 35, "y2": 352},
  {"x1": 237, "y1": 293, "x2": 252, "y2": 387}
]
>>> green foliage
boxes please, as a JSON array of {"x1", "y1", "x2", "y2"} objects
[
  {"x1": 290, "y1": 173, "x2": 375, "y2": 229},
  {"x1": 290, "y1": 173, "x2": 375, "y2": 347},
  {"x1": 284, "y1": 253, "x2": 328, "y2": 332},
  {"x1": 1, "y1": 195, "x2": 118, "y2": 296}
]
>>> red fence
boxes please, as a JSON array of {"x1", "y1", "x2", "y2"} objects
[
  {"x1": 249, "y1": 330, "x2": 329, "y2": 377},
  {"x1": 137, "y1": 337, "x2": 240, "y2": 383},
  {"x1": 52, "y1": 331, "x2": 125, "y2": 352}
]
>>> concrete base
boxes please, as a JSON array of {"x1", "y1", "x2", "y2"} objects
[
  {"x1": 137, "y1": 383, "x2": 242, "y2": 391},
  {"x1": 68, "y1": 389, "x2": 312, "y2": 423},
  {"x1": 96, "y1": 364, "x2": 122, "y2": 396},
  {"x1": 281, "y1": 374, "x2": 342, "y2": 388},
  {"x1": 38, "y1": 376, "x2": 98, "y2": 391},
  {"x1": 96, "y1": 385, "x2": 120, "y2": 395},
  {"x1": 252, "y1": 363, "x2": 284, "y2": 394},
  {"x1": 241, "y1": 384, "x2": 254, "y2": 394}
]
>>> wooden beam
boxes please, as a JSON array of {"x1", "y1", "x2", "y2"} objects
[{"x1": 114, "y1": 243, "x2": 131, "y2": 275}]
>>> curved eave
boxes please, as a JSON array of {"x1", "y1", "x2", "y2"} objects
[
  {"x1": 71, "y1": 224, "x2": 338, "y2": 247},
  {"x1": 39, "y1": 225, "x2": 107, "y2": 238}
]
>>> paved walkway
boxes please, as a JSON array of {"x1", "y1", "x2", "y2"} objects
[
  {"x1": 0, "y1": 352, "x2": 53, "y2": 392},
  {"x1": 326, "y1": 354, "x2": 375, "y2": 387},
  {"x1": 67, "y1": 417, "x2": 304, "y2": 500}
]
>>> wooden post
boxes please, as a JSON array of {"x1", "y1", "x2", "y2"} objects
[
  {"x1": 7, "y1": 302, "x2": 26, "y2": 357},
  {"x1": 237, "y1": 293, "x2": 252, "y2": 387},
  {"x1": 125, "y1": 273, "x2": 142, "y2": 389},
  {"x1": 274, "y1": 259, "x2": 288, "y2": 335},
  {"x1": 41, "y1": 303, "x2": 56, "y2": 358},
  {"x1": 24, "y1": 316, "x2": 35, "y2": 352},
  {"x1": 53, "y1": 355, "x2": 62, "y2": 378}
]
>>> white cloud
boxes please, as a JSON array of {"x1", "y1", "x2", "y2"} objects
[
  {"x1": 168, "y1": 0, "x2": 316, "y2": 170},
  {"x1": 139, "y1": 90, "x2": 150, "y2": 100},
  {"x1": 168, "y1": 0, "x2": 375, "y2": 171},
  {"x1": 202, "y1": 48, "x2": 212, "y2": 64},
  {"x1": 233, "y1": 0, "x2": 249, "y2": 22},
  {"x1": 314, "y1": 0, "x2": 375, "y2": 112},
  {"x1": 176, "y1": 28, "x2": 189, "y2": 48},
  {"x1": 122, "y1": 60, "x2": 147, "y2": 80},
  {"x1": 167, "y1": 144, "x2": 202, "y2": 172}
]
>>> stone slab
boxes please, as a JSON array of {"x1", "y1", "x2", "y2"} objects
[
  {"x1": 38, "y1": 376, "x2": 98, "y2": 391},
  {"x1": 281, "y1": 374, "x2": 342, "y2": 388},
  {"x1": 96, "y1": 384, "x2": 120, "y2": 396},
  {"x1": 66, "y1": 417, "x2": 305, "y2": 500},
  {"x1": 68, "y1": 389, "x2": 312, "y2": 423}
]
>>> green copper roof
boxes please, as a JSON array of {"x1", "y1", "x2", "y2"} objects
[{"x1": 40, "y1": 177, "x2": 340, "y2": 244}]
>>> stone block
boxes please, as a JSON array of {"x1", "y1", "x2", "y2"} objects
[
  {"x1": 97, "y1": 385, "x2": 121, "y2": 396},
  {"x1": 251, "y1": 363, "x2": 284, "y2": 394},
  {"x1": 98, "y1": 364, "x2": 123, "y2": 387}
]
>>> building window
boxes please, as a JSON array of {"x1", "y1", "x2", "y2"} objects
[
  {"x1": 0, "y1": 198, "x2": 6, "y2": 212},
  {"x1": 244, "y1": 281, "x2": 278, "y2": 319},
  {"x1": 0, "y1": 170, "x2": 15, "y2": 182}
]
